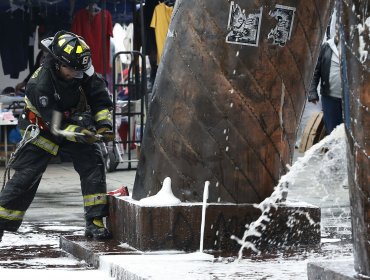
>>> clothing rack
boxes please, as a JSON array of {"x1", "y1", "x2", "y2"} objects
[{"x1": 109, "y1": 50, "x2": 146, "y2": 171}]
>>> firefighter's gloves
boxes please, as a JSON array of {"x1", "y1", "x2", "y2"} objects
[
  {"x1": 62, "y1": 125, "x2": 98, "y2": 144},
  {"x1": 79, "y1": 127, "x2": 114, "y2": 144},
  {"x1": 78, "y1": 129, "x2": 98, "y2": 144},
  {"x1": 96, "y1": 126, "x2": 114, "y2": 142},
  {"x1": 62, "y1": 124, "x2": 112, "y2": 144}
]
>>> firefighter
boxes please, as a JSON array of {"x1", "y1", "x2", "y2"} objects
[{"x1": 0, "y1": 31, "x2": 114, "y2": 241}]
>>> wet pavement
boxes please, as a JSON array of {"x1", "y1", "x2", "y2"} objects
[
  {"x1": 0, "y1": 161, "x2": 136, "y2": 269},
  {"x1": 0, "y1": 222, "x2": 88, "y2": 269}
]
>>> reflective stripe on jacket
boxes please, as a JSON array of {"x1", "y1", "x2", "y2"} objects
[
  {"x1": 94, "y1": 109, "x2": 112, "y2": 125},
  {"x1": 20, "y1": 129, "x2": 59, "y2": 155}
]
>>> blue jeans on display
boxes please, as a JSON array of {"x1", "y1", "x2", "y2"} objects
[{"x1": 321, "y1": 95, "x2": 343, "y2": 134}]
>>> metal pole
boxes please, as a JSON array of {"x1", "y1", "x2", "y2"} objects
[
  {"x1": 139, "y1": 0, "x2": 147, "y2": 104},
  {"x1": 101, "y1": 0, "x2": 107, "y2": 79}
]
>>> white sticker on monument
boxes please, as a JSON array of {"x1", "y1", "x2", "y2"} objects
[
  {"x1": 226, "y1": 1, "x2": 263, "y2": 47},
  {"x1": 268, "y1": 5, "x2": 296, "y2": 47}
]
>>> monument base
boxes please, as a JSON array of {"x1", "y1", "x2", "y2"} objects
[
  {"x1": 59, "y1": 235, "x2": 138, "y2": 268},
  {"x1": 307, "y1": 259, "x2": 359, "y2": 280},
  {"x1": 107, "y1": 196, "x2": 321, "y2": 255}
]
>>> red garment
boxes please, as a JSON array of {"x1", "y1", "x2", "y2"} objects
[{"x1": 71, "y1": 9, "x2": 113, "y2": 75}]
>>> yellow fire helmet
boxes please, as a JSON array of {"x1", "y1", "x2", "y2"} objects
[{"x1": 41, "y1": 30, "x2": 94, "y2": 77}]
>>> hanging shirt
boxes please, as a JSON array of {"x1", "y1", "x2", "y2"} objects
[
  {"x1": 0, "y1": 9, "x2": 30, "y2": 78},
  {"x1": 123, "y1": 23, "x2": 134, "y2": 57},
  {"x1": 134, "y1": 1, "x2": 157, "y2": 57},
  {"x1": 112, "y1": 23, "x2": 133, "y2": 65},
  {"x1": 71, "y1": 8, "x2": 113, "y2": 75},
  {"x1": 150, "y1": 2, "x2": 173, "y2": 65}
]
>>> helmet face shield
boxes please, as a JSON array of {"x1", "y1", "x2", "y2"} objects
[
  {"x1": 60, "y1": 64, "x2": 83, "y2": 79},
  {"x1": 71, "y1": 70, "x2": 84, "y2": 79}
]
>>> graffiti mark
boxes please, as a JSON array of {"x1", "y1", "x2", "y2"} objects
[
  {"x1": 226, "y1": 1, "x2": 263, "y2": 47},
  {"x1": 268, "y1": 5, "x2": 296, "y2": 47}
]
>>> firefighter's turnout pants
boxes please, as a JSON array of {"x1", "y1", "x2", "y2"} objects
[{"x1": 0, "y1": 142, "x2": 108, "y2": 232}]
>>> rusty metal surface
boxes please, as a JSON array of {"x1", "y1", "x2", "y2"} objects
[
  {"x1": 133, "y1": 0, "x2": 334, "y2": 203},
  {"x1": 107, "y1": 197, "x2": 320, "y2": 254},
  {"x1": 340, "y1": 0, "x2": 370, "y2": 277}
]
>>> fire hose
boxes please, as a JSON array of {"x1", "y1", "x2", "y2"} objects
[{"x1": 2, "y1": 123, "x2": 40, "y2": 191}]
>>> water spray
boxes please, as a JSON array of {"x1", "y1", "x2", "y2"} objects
[{"x1": 199, "y1": 181, "x2": 210, "y2": 253}]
